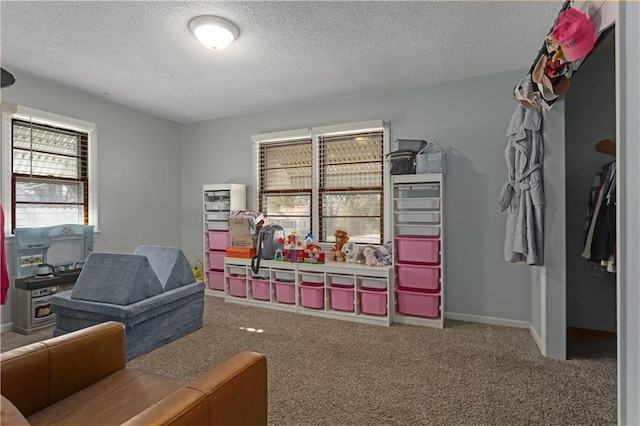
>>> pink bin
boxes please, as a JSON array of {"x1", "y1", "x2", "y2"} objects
[
  {"x1": 207, "y1": 269, "x2": 224, "y2": 291},
  {"x1": 328, "y1": 285, "x2": 355, "y2": 312},
  {"x1": 228, "y1": 276, "x2": 247, "y2": 298},
  {"x1": 396, "y1": 263, "x2": 440, "y2": 292},
  {"x1": 250, "y1": 279, "x2": 271, "y2": 301},
  {"x1": 396, "y1": 288, "x2": 440, "y2": 318},
  {"x1": 395, "y1": 236, "x2": 440, "y2": 264},
  {"x1": 274, "y1": 280, "x2": 295, "y2": 304},
  {"x1": 358, "y1": 288, "x2": 387, "y2": 316},
  {"x1": 207, "y1": 251, "x2": 225, "y2": 270},
  {"x1": 207, "y1": 231, "x2": 230, "y2": 250},
  {"x1": 299, "y1": 282, "x2": 324, "y2": 309}
]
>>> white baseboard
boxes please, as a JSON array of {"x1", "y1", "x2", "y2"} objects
[
  {"x1": 528, "y1": 322, "x2": 545, "y2": 355},
  {"x1": 1, "y1": 322, "x2": 14, "y2": 333},
  {"x1": 444, "y1": 312, "x2": 530, "y2": 329}
]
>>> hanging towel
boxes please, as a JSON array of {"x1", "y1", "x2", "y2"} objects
[{"x1": 498, "y1": 104, "x2": 545, "y2": 265}]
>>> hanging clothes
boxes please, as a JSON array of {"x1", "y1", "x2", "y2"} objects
[
  {"x1": 582, "y1": 162, "x2": 616, "y2": 270},
  {"x1": 1, "y1": 204, "x2": 10, "y2": 305},
  {"x1": 498, "y1": 104, "x2": 545, "y2": 266}
]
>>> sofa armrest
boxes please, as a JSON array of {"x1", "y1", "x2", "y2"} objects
[
  {"x1": 124, "y1": 351, "x2": 268, "y2": 426},
  {"x1": 0, "y1": 321, "x2": 126, "y2": 416}
]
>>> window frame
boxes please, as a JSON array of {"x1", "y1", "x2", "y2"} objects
[
  {"x1": 1, "y1": 105, "x2": 98, "y2": 234},
  {"x1": 253, "y1": 120, "x2": 390, "y2": 246}
]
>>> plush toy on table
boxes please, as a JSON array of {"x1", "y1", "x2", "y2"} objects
[
  {"x1": 342, "y1": 241, "x2": 360, "y2": 263},
  {"x1": 378, "y1": 241, "x2": 393, "y2": 266},
  {"x1": 328, "y1": 229, "x2": 349, "y2": 262},
  {"x1": 304, "y1": 232, "x2": 314, "y2": 247},
  {"x1": 362, "y1": 246, "x2": 378, "y2": 267}
]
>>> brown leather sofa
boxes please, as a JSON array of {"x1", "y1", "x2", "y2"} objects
[{"x1": 0, "y1": 321, "x2": 267, "y2": 425}]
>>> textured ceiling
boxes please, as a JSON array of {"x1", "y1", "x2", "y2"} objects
[{"x1": 1, "y1": 1, "x2": 565, "y2": 124}]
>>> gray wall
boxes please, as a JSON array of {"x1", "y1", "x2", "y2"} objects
[
  {"x1": 1, "y1": 69, "x2": 183, "y2": 327},
  {"x1": 565, "y1": 53, "x2": 616, "y2": 332},
  {"x1": 181, "y1": 69, "x2": 534, "y2": 322}
]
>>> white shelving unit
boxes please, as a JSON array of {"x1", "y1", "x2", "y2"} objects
[
  {"x1": 391, "y1": 173, "x2": 445, "y2": 328},
  {"x1": 223, "y1": 258, "x2": 393, "y2": 326},
  {"x1": 203, "y1": 183, "x2": 246, "y2": 297}
]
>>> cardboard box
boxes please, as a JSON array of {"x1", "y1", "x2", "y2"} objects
[
  {"x1": 228, "y1": 218, "x2": 262, "y2": 237},
  {"x1": 231, "y1": 235, "x2": 257, "y2": 248}
]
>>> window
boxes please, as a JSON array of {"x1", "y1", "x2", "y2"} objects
[
  {"x1": 254, "y1": 121, "x2": 388, "y2": 245},
  {"x1": 2, "y1": 105, "x2": 97, "y2": 232}
]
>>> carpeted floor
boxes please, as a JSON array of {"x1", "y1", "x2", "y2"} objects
[{"x1": 1, "y1": 296, "x2": 617, "y2": 425}]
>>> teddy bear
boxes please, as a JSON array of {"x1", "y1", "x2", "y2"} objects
[{"x1": 328, "y1": 229, "x2": 349, "y2": 262}]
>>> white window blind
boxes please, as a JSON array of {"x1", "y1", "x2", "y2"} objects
[
  {"x1": 11, "y1": 119, "x2": 89, "y2": 229},
  {"x1": 318, "y1": 131, "x2": 384, "y2": 244},
  {"x1": 257, "y1": 137, "x2": 313, "y2": 236}
]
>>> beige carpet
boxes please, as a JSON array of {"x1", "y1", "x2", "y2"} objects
[{"x1": 1, "y1": 296, "x2": 617, "y2": 425}]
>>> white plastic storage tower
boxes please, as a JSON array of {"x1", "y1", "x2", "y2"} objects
[
  {"x1": 202, "y1": 184, "x2": 246, "y2": 296},
  {"x1": 391, "y1": 173, "x2": 445, "y2": 328}
]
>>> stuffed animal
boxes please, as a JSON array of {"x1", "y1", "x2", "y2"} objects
[
  {"x1": 363, "y1": 246, "x2": 378, "y2": 267},
  {"x1": 304, "y1": 233, "x2": 314, "y2": 247},
  {"x1": 342, "y1": 241, "x2": 359, "y2": 263},
  {"x1": 329, "y1": 229, "x2": 349, "y2": 262},
  {"x1": 378, "y1": 241, "x2": 393, "y2": 266}
]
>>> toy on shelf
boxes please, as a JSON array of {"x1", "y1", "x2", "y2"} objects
[
  {"x1": 342, "y1": 241, "x2": 360, "y2": 263},
  {"x1": 274, "y1": 237, "x2": 285, "y2": 261},
  {"x1": 304, "y1": 232, "x2": 314, "y2": 246},
  {"x1": 328, "y1": 229, "x2": 349, "y2": 262},
  {"x1": 284, "y1": 232, "x2": 304, "y2": 263},
  {"x1": 362, "y1": 246, "x2": 378, "y2": 267},
  {"x1": 302, "y1": 233, "x2": 325, "y2": 264},
  {"x1": 378, "y1": 241, "x2": 393, "y2": 266}
]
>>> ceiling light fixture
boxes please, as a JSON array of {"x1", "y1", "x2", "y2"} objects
[{"x1": 189, "y1": 16, "x2": 239, "y2": 50}]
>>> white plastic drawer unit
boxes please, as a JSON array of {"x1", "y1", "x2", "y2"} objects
[
  {"x1": 358, "y1": 276, "x2": 387, "y2": 289},
  {"x1": 206, "y1": 212, "x2": 228, "y2": 221},
  {"x1": 204, "y1": 201, "x2": 231, "y2": 211},
  {"x1": 395, "y1": 224, "x2": 441, "y2": 237},
  {"x1": 272, "y1": 269, "x2": 296, "y2": 282},
  {"x1": 206, "y1": 221, "x2": 229, "y2": 231},
  {"x1": 300, "y1": 272, "x2": 324, "y2": 284},
  {"x1": 327, "y1": 274, "x2": 355, "y2": 287},
  {"x1": 227, "y1": 265, "x2": 247, "y2": 276},
  {"x1": 395, "y1": 197, "x2": 440, "y2": 210},
  {"x1": 395, "y1": 211, "x2": 440, "y2": 224},
  {"x1": 204, "y1": 190, "x2": 231, "y2": 202},
  {"x1": 396, "y1": 183, "x2": 440, "y2": 199}
]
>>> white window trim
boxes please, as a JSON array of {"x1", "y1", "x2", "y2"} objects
[
  {"x1": 1, "y1": 104, "x2": 99, "y2": 235},
  {"x1": 252, "y1": 120, "x2": 390, "y2": 243}
]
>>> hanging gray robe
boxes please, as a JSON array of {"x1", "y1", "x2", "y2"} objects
[{"x1": 498, "y1": 105, "x2": 545, "y2": 265}]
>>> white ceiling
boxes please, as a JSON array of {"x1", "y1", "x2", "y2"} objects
[{"x1": 1, "y1": 1, "x2": 565, "y2": 124}]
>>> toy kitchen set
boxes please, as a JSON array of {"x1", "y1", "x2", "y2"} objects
[{"x1": 12, "y1": 224, "x2": 94, "y2": 335}]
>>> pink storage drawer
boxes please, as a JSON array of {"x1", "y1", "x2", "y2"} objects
[
  {"x1": 328, "y1": 285, "x2": 354, "y2": 312},
  {"x1": 228, "y1": 276, "x2": 247, "y2": 298},
  {"x1": 207, "y1": 231, "x2": 230, "y2": 250},
  {"x1": 299, "y1": 282, "x2": 324, "y2": 309},
  {"x1": 207, "y1": 251, "x2": 225, "y2": 270},
  {"x1": 396, "y1": 288, "x2": 440, "y2": 318},
  {"x1": 358, "y1": 288, "x2": 387, "y2": 316},
  {"x1": 250, "y1": 278, "x2": 271, "y2": 301},
  {"x1": 396, "y1": 263, "x2": 440, "y2": 292},
  {"x1": 206, "y1": 269, "x2": 224, "y2": 291},
  {"x1": 395, "y1": 236, "x2": 440, "y2": 264},
  {"x1": 274, "y1": 280, "x2": 295, "y2": 304}
]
